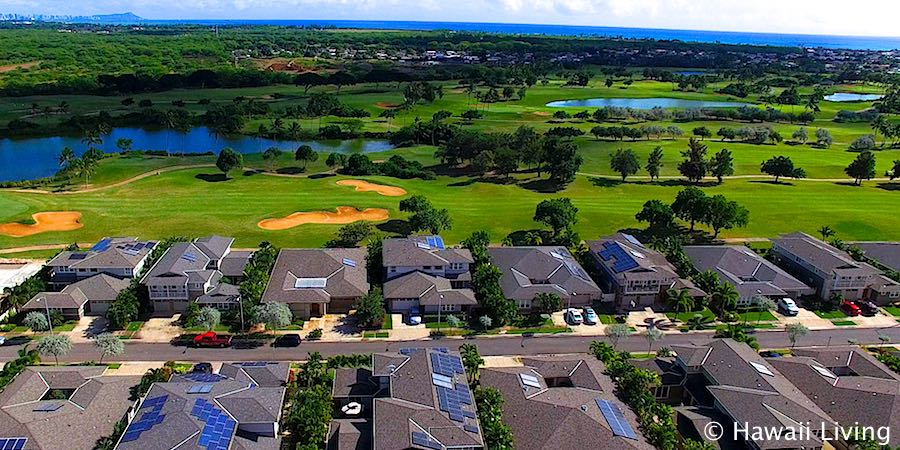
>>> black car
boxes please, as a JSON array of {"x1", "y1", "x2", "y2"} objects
[
  {"x1": 273, "y1": 334, "x2": 302, "y2": 348},
  {"x1": 855, "y1": 300, "x2": 879, "y2": 317},
  {"x1": 191, "y1": 362, "x2": 213, "y2": 374}
]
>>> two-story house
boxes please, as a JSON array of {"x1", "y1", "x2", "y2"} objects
[
  {"x1": 141, "y1": 236, "x2": 237, "y2": 315},
  {"x1": 587, "y1": 234, "x2": 704, "y2": 311},
  {"x1": 382, "y1": 236, "x2": 477, "y2": 316},
  {"x1": 488, "y1": 246, "x2": 602, "y2": 311},
  {"x1": 771, "y1": 232, "x2": 900, "y2": 304},
  {"x1": 46, "y1": 237, "x2": 157, "y2": 288}
]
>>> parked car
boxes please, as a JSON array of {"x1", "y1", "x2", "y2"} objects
[
  {"x1": 408, "y1": 306, "x2": 422, "y2": 326},
  {"x1": 759, "y1": 351, "x2": 782, "y2": 358},
  {"x1": 193, "y1": 331, "x2": 233, "y2": 348},
  {"x1": 582, "y1": 307, "x2": 599, "y2": 325},
  {"x1": 565, "y1": 308, "x2": 584, "y2": 325},
  {"x1": 273, "y1": 333, "x2": 302, "y2": 348},
  {"x1": 191, "y1": 362, "x2": 213, "y2": 374},
  {"x1": 840, "y1": 299, "x2": 861, "y2": 317},
  {"x1": 777, "y1": 298, "x2": 800, "y2": 316},
  {"x1": 854, "y1": 300, "x2": 879, "y2": 317}
]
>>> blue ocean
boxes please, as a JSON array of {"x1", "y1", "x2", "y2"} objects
[{"x1": 151, "y1": 19, "x2": 900, "y2": 51}]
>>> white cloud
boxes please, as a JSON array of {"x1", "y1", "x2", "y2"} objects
[{"x1": 11, "y1": 0, "x2": 900, "y2": 37}]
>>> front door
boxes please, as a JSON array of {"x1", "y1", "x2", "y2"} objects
[{"x1": 310, "y1": 303, "x2": 321, "y2": 317}]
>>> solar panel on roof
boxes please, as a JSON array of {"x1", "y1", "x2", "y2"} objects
[
  {"x1": 183, "y1": 373, "x2": 225, "y2": 383},
  {"x1": 121, "y1": 395, "x2": 168, "y2": 442},
  {"x1": 342, "y1": 258, "x2": 357, "y2": 267},
  {"x1": 33, "y1": 402, "x2": 64, "y2": 412},
  {"x1": 187, "y1": 384, "x2": 214, "y2": 394},
  {"x1": 416, "y1": 242, "x2": 431, "y2": 250},
  {"x1": 181, "y1": 252, "x2": 198, "y2": 263},
  {"x1": 399, "y1": 347, "x2": 421, "y2": 355},
  {"x1": 432, "y1": 373, "x2": 454, "y2": 389},
  {"x1": 0, "y1": 439, "x2": 26, "y2": 450},
  {"x1": 596, "y1": 399, "x2": 638, "y2": 440},
  {"x1": 520, "y1": 373, "x2": 542, "y2": 389},
  {"x1": 70, "y1": 253, "x2": 87, "y2": 260},
  {"x1": 411, "y1": 432, "x2": 442, "y2": 450},
  {"x1": 190, "y1": 398, "x2": 237, "y2": 450},
  {"x1": 623, "y1": 234, "x2": 643, "y2": 247},
  {"x1": 464, "y1": 424, "x2": 479, "y2": 434},
  {"x1": 91, "y1": 238, "x2": 112, "y2": 252}
]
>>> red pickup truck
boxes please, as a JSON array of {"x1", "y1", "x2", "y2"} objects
[{"x1": 193, "y1": 332, "x2": 233, "y2": 348}]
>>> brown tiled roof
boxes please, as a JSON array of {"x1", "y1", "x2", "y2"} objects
[
  {"x1": 382, "y1": 237, "x2": 473, "y2": 267},
  {"x1": 684, "y1": 245, "x2": 813, "y2": 299},
  {"x1": 383, "y1": 271, "x2": 476, "y2": 306},
  {"x1": 262, "y1": 248, "x2": 368, "y2": 304},
  {"x1": 488, "y1": 246, "x2": 601, "y2": 301}
]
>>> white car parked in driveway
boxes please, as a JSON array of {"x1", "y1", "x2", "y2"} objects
[
  {"x1": 565, "y1": 308, "x2": 584, "y2": 325},
  {"x1": 777, "y1": 298, "x2": 800, "y2": 316}
]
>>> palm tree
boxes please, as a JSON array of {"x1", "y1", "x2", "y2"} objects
[
  {"x1": 687, "y1": 314, "x2": 715, "y2": 330},
  {"x1": 645, "y1": 327, "x2": 664, "y2": 355},
  {"x1": 710, "y1": 282, "x2": 739, "y2": 316},
  {"x1": 666, "y1": 288, "x2": 695, "y2": 322},
  {"x1": 460, "y1": 343, "x2": 484, "y2": 386},
  {"x1": 58, "y1": 147, "x2": 75, "y2": 171},
  {"x1": 287, "y1": 122, "x2": 302, "y2": 140},
  {"x1": 715, "y1": 323, "x2": 758, "y2": 350},
  {"x1": 80, "y1": 131, "x2": 102, "y2": 151},
  {"x1": 818, "y1": 225, "x2": 835, "y2": 242},
  {"x1": 754, "y1": 297, "x2": 777, "y2": 327}
]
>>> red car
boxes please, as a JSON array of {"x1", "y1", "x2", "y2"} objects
[
  {"x1": 193, "y1": 332, "x2": 233, "y2": 348},
  {"x1": 840, "y1": 300, "x2": 861, "y2": 317}
]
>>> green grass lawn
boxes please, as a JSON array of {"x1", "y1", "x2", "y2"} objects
[
  {"x1": 506, "y1": 326, "x2": 572, "y2": 335},
  {"x1": 52, "y1": 321, "x2": 77, "y2": 332},
  {"x1": 666, "y1": 308, "x2": 716, "y2": 322},
  {"x1": 597, "y1": 314, "x2": 618, "y2": 325},
  {"x1": 735, "y1": 310, "x2": 777, "y2": 322},
  {"x1": 831, "y1": 320, "x2": 857, "y2": 327},
  {"x1": 2, "y1": 78, "x2": 900, "y2": 249},
  {"x1": 815, "y1": 310, "x2": 848, "y2": 319},
  {"x1": 184, "y1": 324, "x2": 231, "y2": 333},
  {"x1": 362, "y1": 331, "x2": 389, "y2": 339},
  {"x1": 884, "y1": 307, "x2": 900, "y2": 317},
  {"x1": 381, "y1": 314, "x2": 393, "y2": 330},
  {"x1": 745, "y1": 323, "x2": 777, "y2": 329},
  {"x1": 125, "y1": 321, "x2": 144, "y2": 332}
]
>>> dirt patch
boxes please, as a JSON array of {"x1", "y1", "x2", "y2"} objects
[
  {"x1": 0, "y1": 212, "x2": 83, "y2": 237},
  {"x1": 337, "y1": 179, "x2": 407, "y2": 197},
  {"x1": 258, "y1": 207, "x2": 389, "y2": 230},
  {"x1": 374, "y1": 102, "x2": 402, "y2": 109},
  {"x1": 0, "y1": 61, "x2": 40, "y2": 73},
  {"x1": 531, "y1": 111, "x2": 551, "y2": 117}
]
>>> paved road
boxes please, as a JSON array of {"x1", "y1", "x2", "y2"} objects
[{"x1": 2, "y1": 327, "x2": 897, "y2": 363}]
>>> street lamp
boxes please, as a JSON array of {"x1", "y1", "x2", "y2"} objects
[
  {"x1": 35, "y1": 297, "x2": 53, "y2": 334},
  {"x1": 437, "y1": 294, "x2": 445, "y2": 334}
]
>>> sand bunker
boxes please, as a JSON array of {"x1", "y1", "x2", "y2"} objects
[
  {"x1": 337, "y1": 179, "x2": 407, "y2": 197},
  {"x1": 374, "y1": 102, "x2": 402, "y2": 109},
  {"x1": 0, "y1": 212, "x2": 83, "y2": 237},
  {"x1": 258, "y1": 207, "x2": 389, "y2": 230}
]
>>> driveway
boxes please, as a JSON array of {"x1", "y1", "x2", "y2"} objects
[
  {"x1": 66, "y1": 316, "x2": 109, "y2": 343},
  {"x1": 772, "y1": 308, "x2": 834, "y2": 330},
  {"x1": 304, "y1": 315, "x2": 363, "y2": 341},
  {"x1": 137, "y1": 315, "x2": 184, "y2": 343}
]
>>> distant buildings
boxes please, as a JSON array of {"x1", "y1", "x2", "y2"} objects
[
  {"x1": 587, "y1": 234, "x2": 703, "y2": 311},
  {"x1": 329, "y1": 348, "x2": 484, "y2": 450},
  {"x1": 772, "y1": 232, "x2": 900, "y2": 304}
]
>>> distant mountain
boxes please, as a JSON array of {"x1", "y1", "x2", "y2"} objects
[{"x1": 0, "y1": 12, "x2": 145, "y2": 24}]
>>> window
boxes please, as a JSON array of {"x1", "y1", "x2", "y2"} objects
[
  {"x1": 517, "y1": 299, "x2": 531, "y2": 309},
  {"x1": 440, "y1": 304, "x2": 457, "y2": 312},
  {"x1": 655, "y1": 386, "x2": 670, "y2": 399},
  {"x1": 891, "y1": 291, "x2": 900, "y2": 299},
  {"x1": 450, "y1": 263, "x2": 466, "y2": 270}
]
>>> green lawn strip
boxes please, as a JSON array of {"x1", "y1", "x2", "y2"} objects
[
  {"x1": 362, "y1": 331, "x2": 389, "y2": 339},
  {"x1": 745, "y1": 323, "x2": 777, "y2": 329},
  {"x1": 815, "y1": 310, "x2": 847, "y2": 319},
  {"x1": 52, "y1": 321, "x2": 77, "y2": 332},
  {"x1": 734, "y1": 309, "x2": 777, "y2": 322},
  {"x1": 597, "y1": 314, "x2": 618, "y2": 325},
  {"x1": 106, "y1": 363, "x2": 122, "y2": 369},
  {"x1": 381, "y1": 314, "x2": 393, "y2": 330},
  {"x1": 505, "y1": 326, "x2": 572, "y2": 335},
  {"x1": 883, "y1": 306, "x2": 900, "y2": 317},
  {"x1": 183, "y1": 324, "x2": 231, "y2": 333},
  {"x1": 125, "y1": 321, "x2": 144, "y2": 332},
  {"x1": 666, "y1": 308, "x2": 716, "y2": 322},
  {"x1": 831, "y1": 320, "x2": 857, "y2": 327}
]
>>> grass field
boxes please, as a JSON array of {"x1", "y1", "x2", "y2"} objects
[{"x1": 0, "y1": 78, "x2": 898, "y2": 249}]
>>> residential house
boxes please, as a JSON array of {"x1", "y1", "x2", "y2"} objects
[
  {"x1": 21, "y1": 273, "x2": 130, "y2": 319},
  {"x1": 115, "y1": 362, "x2": 290, "y2": 450},
  {"x1": 479, "y1": 355, "x2": 653, "y2": 450},
  {"x1": 328, "y1": 348, "x2": 484, "y2": 450},
  {"x1": 488, "y1": 246, "x2": 602, "y2": 311},
  {"x1": 46, "y1": 237, "x2": 156, "y2": 288},
  {"x1": 772, "y1": 232, "x2": 900, "y2": 304},
  {"x1": 587, "y1": 234, "x2": 705, "y2": 311},
  {"x1": 684, "y1": 245, "x2": 814, "y2": 306},
  {"x1": 262, "y1": 248, "x2": 368, "y2": 319},
  {"x1": 141, "y1": 236, "x2": 239, "y2": 315},
  {"x1": 666, "y1": 339, "x2": 836, "y2": 450},
  {"x1": 382, "y1": 236, "x2": 476, "y2": 316},
  {"x1": 219, "y1": 250, "x2": 253, "y2": 282},
  {"x1": 0, "y1": 366, "x2": 141, "y2": 450},
  {"x1": 852, "y1": 242, "x2": 900, "y2": 273},
  {"x1": 769, "y1": 347, "x2": 900, "y2": 448}
]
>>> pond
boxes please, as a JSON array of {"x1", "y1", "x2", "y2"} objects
[
  {"x1": 545, "y1": 98, "x2": 751, "y2": 109},
  {"x1": 0, "y1": 127, "x2": 393, "y2": 182},
  {"x1": 673, "y1": 71, "x2": 710, "y2": 76},
  {"x1": 823, "y1": 93, "x2": 884, "y2": 102}
]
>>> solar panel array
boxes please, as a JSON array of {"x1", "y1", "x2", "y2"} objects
[
  {"x1": 121, "y1": 395, "x2": 168, "y2": 442},
  {"x1": 0, "y1": 439, "x2": 26, "y2": 450},
  {"x1": 190, "y1": 398, "x2": 237, "y2": 450},
  {"x1": 399, "y1": 347, "x2": 421, "y2": 355},
  {"x1": 33, "y1": 402, "x2": 64, "y2": 412},
  {"x1": 183, "y1": 373, "x2": 226, "y2": 383},
  {"x1": 91, "y1": 238, "x2": 112, "y2": 252},
  {"x1": 425, "y1": 236, "x2": 445, "y2": 249},
  {"x1": 598, "y1": 242, "x2": 639, "y2": 273},
  {"x1": 181, "y1": 252, "x2": 199, "y2": 263},
  {"x1": 431, "y1": 373, "x2": 454, "y2": 389},
  {"x1": 431, "y1": 353, "x2": 464, "y2": 378},
  {"x1": 342, "y1": 258, "x2": 357, "y2": 267},
  {"x1": 436, "y1": 384, "x2": 473, "y2": 423},
  {"x1": 70, "y1": 253, "x2": 88, "y2": 260},
  {"x1": 596, "y1": 399, "x2": 638, "y2": 440},
  {"x1": 187, "y1": 384, "x2": 214, "y2": 394},
  {"x1": 411, "y1": 431, "x2": 443, "y2": 450}
]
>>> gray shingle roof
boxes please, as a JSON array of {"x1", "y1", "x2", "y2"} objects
[
  {"x1": 480, "y1": 356, "x2": 652, "y2": 450},
  {"x1": 488, "y1": 246, "x2": 601, "y2": 301},
  {"x1": 773, "y1": 232, "x2": 880, "y2": 276},
  {"x1": 0, "y1": 367, "x2": 140, "y2": 450},
  {"x1": 383, "y1": 271, "x2": 476, "y2": 306},
  {"x1": 852, "y1": 242, "x2": 900, "y2": 272},
  {"x1": 142, "y1": 242, "x2": 215, "y2": 286},
  {"x1": 194, "y1": 236, "x2": 235, "y2": 261},
  {"x1": 220, "y1": 251, "x2": 253, "y2": 278},
  {"x1": 382, "y1": 237, "x2": 473, "y2": 268},
  {"x1": 684, "y1": 245, "x2": 813, "y2": 299},
  {"x1": 195, "y1": 283, "x2": 241, "y2": 305},
  {"x1": 48, "y1": 237, "x2": 155, "y2": 271},
  {"x1": 26, "y1": 273, "x2": 129, "y2": 310},
  {"x1": 587, "y1": 233, "x2": 680, "y2": 281},
  {"x1": 262, "y1": 248, "x2": 368, "y2": 304}
]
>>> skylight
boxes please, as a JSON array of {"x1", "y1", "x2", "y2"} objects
[
  {"x1": 811, "y1": 364, "x2": 837, "y2": 379},
  {"x1": 750, "y1": 361, "x2": 775, "y2": 377},
  {"x1": 294, "y1": 278, "x2": 327, "y2": 289}
]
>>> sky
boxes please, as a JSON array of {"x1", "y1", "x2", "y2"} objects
[{"x1": 5, "y1": 0, "x2": 900, "y2": 37}]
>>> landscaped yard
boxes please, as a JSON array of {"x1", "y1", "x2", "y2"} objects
[
  {"x1": 362, "y1": 331, "x2": 389, "y2": 339},
  {"x1": 831, "y1": 320, "x2": 857, "y2": 327},
  {"x1": 814, "y1": 310, "x2": 848, "y2": 319},
  {"x1": 666, "y1": 308, "x2": 716, "y2": 323},
  {"x1": 884, "y1": 306, "x2": 900, "y2": 317},
  {"x1": 52, "y1": 321, "x2": 78, "y2": 332},
  {"x1": 735, "y1": 309, "x2": 778, "y2": 323}
]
